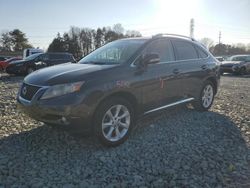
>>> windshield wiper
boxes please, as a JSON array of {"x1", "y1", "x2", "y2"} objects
[{"x1": 82, "y1": 61, "x2": 107, "y2": 65}]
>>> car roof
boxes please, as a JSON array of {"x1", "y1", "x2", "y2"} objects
[
  {"x1": 231, "y1": 54, "x2": 250, "y2": 58},
  {"x1": 120, "y1": 35, "x2": 195, "y2": 41}
]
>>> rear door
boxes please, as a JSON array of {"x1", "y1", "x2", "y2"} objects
[{"x1": 171, "y1": 39, "x2": 208, "y2": 98}]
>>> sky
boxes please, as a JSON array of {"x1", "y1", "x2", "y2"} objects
[{"x1": 0, "y1": 0, "x2": 249, "y2": 50}]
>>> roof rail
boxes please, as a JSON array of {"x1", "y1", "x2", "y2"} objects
[{"x1": 152, "y1": 33, "x2": 196, "y2": 41}]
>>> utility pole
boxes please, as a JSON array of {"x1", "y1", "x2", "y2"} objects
[
  {"x1": 190, "y1": 18, "x2": 194, "y2": 38},
  {"x1": 219, "y1": 31, "x2": 221, "y2": 44}
]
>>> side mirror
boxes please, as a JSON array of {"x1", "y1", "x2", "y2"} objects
[{"x1": 143, "y1": 53, "x2": 160, "y2": 65}]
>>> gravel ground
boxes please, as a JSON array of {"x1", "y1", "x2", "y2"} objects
[{"x1": 0, "y1": 73, "x2": 249, "y2": 187}]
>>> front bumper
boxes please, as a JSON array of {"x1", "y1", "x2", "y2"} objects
[
  {"x1": 17, "y1": 90, "x2": 93, "y2": 133},
  {"x1": 220, "y1": 65, "x2": 241, "y2": 73}
]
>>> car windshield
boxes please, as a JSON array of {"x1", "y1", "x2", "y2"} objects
[
  {"x1": 6, "y1": 57, "x2": 19, "y2": 62},
  {"x1": 25, "y1": 53, "x2": 42, "y2": 60},
  {"x1": 79, "y1": 39, "x2": 147, "y2": 65}
]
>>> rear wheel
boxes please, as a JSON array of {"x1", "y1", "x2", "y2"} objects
[
  {"x1": 240, "y1": 67, "x2": 246, "y2": 75},
  {"x1": 193, "y1": 81, "x2": 215, "y2": 111},
  {"x1": 27, "y1": 67, "x2": 35, "y2": 74},
  {"x1": 94, "y1": 97, "x2": 135, "y2": 147}
]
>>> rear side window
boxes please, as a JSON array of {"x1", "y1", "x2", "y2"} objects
[
  {"x1": 195, "y1": 46, "x2": 208, "y2": 58},
  {"x1": 172, "y1": 40, "x2": 198, "y2": 61},
  {"x1": 144, "y1": 39, "x2": 174, "y2": 63},
  {"x1": 232, "y1": 56, "x2": 247, "y2": 61}
]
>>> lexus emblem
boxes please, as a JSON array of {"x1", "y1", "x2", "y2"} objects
[{"x1": 22, "y1": 86, "x2": 27, "y2": 96}]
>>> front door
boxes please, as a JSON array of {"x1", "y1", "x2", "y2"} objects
[{"x1": 135, "y1": 39, "x2": 177, "y2": 112}]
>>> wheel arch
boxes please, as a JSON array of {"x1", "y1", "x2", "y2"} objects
[
  {"x1": 91, "y1": 91, "x2": 139, "y2": 125},
  {"x1": 206, "y1": 77, "x2": 218, "y2": 94}
]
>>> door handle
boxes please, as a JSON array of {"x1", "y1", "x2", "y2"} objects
[
  {"x1": 173, "y1": 69, "x2": 180, "y2": 74},
  {"x1": 201, "y1": 65, "x2": 208, "y2": 70}
]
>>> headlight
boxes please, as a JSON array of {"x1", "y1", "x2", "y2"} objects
[{"x1": 40, "y1": 81, "x2": 85, "y2": 100}]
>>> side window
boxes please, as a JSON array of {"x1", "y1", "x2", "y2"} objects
[
  {"x1": 238, "y1": 56, "x2": 246, "y2": 61},
  {"x1": 172, "y1": 40, "x2": 198, "y2": 61},
  {"x1": 42, "y1": 54, "x2": 49, "y2": 61},
  {"x1": 195, "y1": 46, "x2": 208, "y2": 58},
  {"x1": 49, "y1": 54, "x2": 58, "y2": 60},
  {"x1": 144, "y1": 40, "x2": 174, "y2": 63},
  {"x1": 246, "y1": 56, "x2": 250, "y2": 62}
]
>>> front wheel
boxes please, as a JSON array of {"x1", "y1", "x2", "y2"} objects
[
  {"x1": 94, "y1": 97, "x2": 135, "y2": 147},
  {"x1": 193, "y1": 81, "x2": 215, "y2": 111}
]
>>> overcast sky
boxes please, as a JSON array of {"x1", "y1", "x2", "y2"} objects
[{"x1": 0, "y1": 0, "x2": 249, "y2": 49}]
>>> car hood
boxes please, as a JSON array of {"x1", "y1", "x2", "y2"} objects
[{"x1": 24, "y1": 63, "x2": 117, "y2": 86}]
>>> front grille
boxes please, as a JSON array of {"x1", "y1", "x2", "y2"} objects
[{"x1": 20, "y1": 83, "x2": 41, "y2": 101}]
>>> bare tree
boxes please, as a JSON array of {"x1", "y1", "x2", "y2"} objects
[
  {"x1": 199, "y1": 38, "x2": 214, "y2": 49},
  {"x1": 113, "y1": 23, "x2": 124, "y2": 35}
]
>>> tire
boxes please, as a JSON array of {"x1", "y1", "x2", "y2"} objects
[
  {"x1": 240, "y1": 67, "x2": 246, "y2": 75},
  {"x1": 27, "y1": 67, "x2": 35, "y2": 74},
  {"x1": 193, "y1": 80, "x2": 215, "y2": 111},
  {"x1": 94, "y1": 97, "x2": 135, "y2": 147}
]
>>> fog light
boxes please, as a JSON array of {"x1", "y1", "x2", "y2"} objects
[{"x1": 61, "y1": 117, "x2": 69, "y2": 125}]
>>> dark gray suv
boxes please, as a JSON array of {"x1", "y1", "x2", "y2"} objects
[{"x1": 17, "y1": 34, "x2": 220, "y2": 146}]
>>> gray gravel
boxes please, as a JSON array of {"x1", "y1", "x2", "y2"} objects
[{"x1": 0, "y1": 73, "x2": 249, "y2": 187}]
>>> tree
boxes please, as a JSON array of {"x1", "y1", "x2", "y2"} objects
[
  {"x1": 95, "y1": 28, "x2": 103, "y2": 48},
  {"x1": 47, "y1": 33, "x2": 65, "y2": 52},
  {"x1": 126, "y1": 30, "x2": 142, "y2": 37},
  {"x1": 199, "y1": 38, "x2": 214, "y2": 49},
  {"x1": 211, "y1": 43, "x2": 227, "y2": 56},
  {"x1": 113, "y1": 23, "x2": 124, "y2": 35},
  {"x1": 9, "y1": 29, "x2": 32, "y2": 51},
  {"x1": 47, "y1": 24, "x2": 142, "y2": 59},
  {"x1": 0, "y1": 32, "x2": 12, "y2": 51}
]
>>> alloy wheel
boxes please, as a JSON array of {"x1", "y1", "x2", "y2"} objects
[
  {"x1": 202, "y1": 84, "x2": 214, "y2": 108},
  {"x1": 101, "y1": 104, "x2": 130, "y2": 142}
]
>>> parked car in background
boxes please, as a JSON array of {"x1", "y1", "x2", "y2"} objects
[
  {"x1": 0, "y1": 56, "x2": 11, "y2": 61},
  {"x1": 0, "y1": 57, "x2": 22, "y2": 71},
  {"x1": 17, "y1": 34, "x2": 220, "y2": 146},
  {"x1": 23, "y1": 48, "x2": 44, "y2": 59},
  {"x1": 215, "y1": 56, "x2": 225, "y2": 62},
  {"x1": 6, "y1": 52, "x2": 76, "y2": 75},
  {"x1": 0, "y1": 56, "x2": 12, "y2": 71},
  {"x1": 0, "y1": 56, "x2": 11, "y2": 69},
  {"x1": 220, "y1": 55, "x2": 250, "y2": 75}
]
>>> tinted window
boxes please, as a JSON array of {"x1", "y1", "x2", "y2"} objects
[
  {"x1": 48, "y1": 54, "x2": 58, "y2": 59},
  {"x1": 195, "y1": 46, "x2": 208, "y2": 58},
  {"x1": 144, "y1": 39, "x2": 174, "y2": 63},
  {"x1": 246, "y1": 56, "x2": 250, "y2": 61},
  {"x1": 172, "y1": 40, "x2": 198, "y2": 60},
  {"x1": 231, "y1": 56, "x2": 247, "y2": 61}
]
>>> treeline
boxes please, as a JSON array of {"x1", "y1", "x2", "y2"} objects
[
  {"x1": 199, "y1": 38, "x2": 250, "y2": 56},
  {"x1": 210, "y1": 43, "x2": 250, "y2": 56},
  {"x1": 47, "y1": 24, "x2": 142, "y2": 59},
  {"x1": 0, "y1": 29, "x2": 32, "y2": 52}
]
